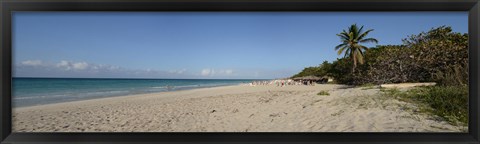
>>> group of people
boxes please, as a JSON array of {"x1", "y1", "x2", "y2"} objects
[
  {"x1": 250, "y1": 81, "x2": 271, "y2": 86},
  {"x1": 249, "y1": 79, "x2": 316, "y2": 87}
]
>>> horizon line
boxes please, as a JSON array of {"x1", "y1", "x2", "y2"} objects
[{"x1": 12, "y1": 76, "x2": 274, "y2": 80}]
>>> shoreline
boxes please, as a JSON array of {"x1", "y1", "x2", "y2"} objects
[
  {"x1": 14, "y1": 84, "x2": 245, "y2": 110},
  {"x1": 14, "y1": 83, "x2": 248, "y2": 108},
  {"x1": 13, "y1": 84, "x2": 466, "y2": 132}
]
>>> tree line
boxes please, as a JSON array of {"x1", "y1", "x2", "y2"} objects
[{"x1": 292, "y1": 25, "x2": 468, "y2": 87}]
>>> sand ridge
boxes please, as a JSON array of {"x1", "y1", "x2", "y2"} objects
[{"x1": 12, "y1": 84, "x2": 466, "y2": 132}]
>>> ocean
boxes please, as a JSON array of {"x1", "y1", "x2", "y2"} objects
[{"x1": 12, "y1": 78, "x2": 261, "y2": 107}]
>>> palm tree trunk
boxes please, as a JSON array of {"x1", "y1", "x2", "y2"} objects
[
  {"x1": 352, "y1": 54, "x2": 357, "y2": 73},
  {"x1": 352, "y1": 63, "x2": 356, "y2": 73}
]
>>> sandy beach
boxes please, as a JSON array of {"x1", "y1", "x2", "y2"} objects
[{"x1": 12, "y1": 84, "x2": 466, "y2": 132}]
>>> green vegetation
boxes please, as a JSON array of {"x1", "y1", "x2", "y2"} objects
[
  {"x1": 317, "y1": 90, "x2": 330, "y2": 96},
  {"x1": 335, "y1": 24, "x2": 378, "y2": 73},
  {"x1": 383, "y1": 86, "x2": 468, "y2": 126},
  {"x1": 292, "y1": 24, "x2": 469, "y2": 127},
  {"x1": 359, "y1": 83, "x2": 375, "y2": 87},
  {"x1": 292, "y1": 61, "x2": 333, "y2": 78},
  {"x1": 380, "y1": 88, "x2": 401, "y2": 96},
  {"x1": 293, "y1": 26, "x2": 468, "y2": 86},
  {"x1": 359, "y1": 83, "x2": 376, "y2": 90}
]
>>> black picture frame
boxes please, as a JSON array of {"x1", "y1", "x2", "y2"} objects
[{"x1": 1, "y1": 0, "x2": 479, "y2": 143}]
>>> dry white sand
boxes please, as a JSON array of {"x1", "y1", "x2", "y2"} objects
[{"x1": 12, "y1": 84, "x2": 466, "y2": 132}]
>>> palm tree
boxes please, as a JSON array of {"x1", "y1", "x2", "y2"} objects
[{"x1": 335, "y1": 24, "x2": 378, "y2": 73}]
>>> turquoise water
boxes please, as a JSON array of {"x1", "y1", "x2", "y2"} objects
[{"x1": 12, "y1": 78, "x2": 261, "y2": 107}]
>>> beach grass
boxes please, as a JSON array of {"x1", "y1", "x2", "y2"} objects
[
  {"x1": 383, "y1": 86, "x2": 468, "y2": 126},
  {"x1": 317, "y1": 90, "x2": 330, "y2": 96},
  {"x1": 326, "y1": 81, "x2": 337, "y2": 84},
  {"x1": 380, "y1": 87, "x2": 400, "y2": 95},
  {"x1": 359, "y1": 83, "x2": 376, "y2": 90}
]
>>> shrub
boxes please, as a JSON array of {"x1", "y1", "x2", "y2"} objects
[
  {"x1": 292, "y1": 61, "x2": 333, "y2": 78},
  {"x1": 353, "y1": 26, "x2": 468, "y2": 86},
  {"x1": 385, "y1": 86, "x2": 468, "y2": 126},
  {"x1": 329, "y1": 58, "x2": 354, "y2": 85},
  {"x1": 292, "y1": 26, "x2": 468, "y2": 87},
  {"x1": 317, "y1": 90, "x2": 330, "y2": 96}
]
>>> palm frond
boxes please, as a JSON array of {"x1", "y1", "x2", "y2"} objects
[
  {"x1": 357, "y1": 25, "x2": 364, "y2": 36},
  {"x1": 334, "y1": 24, "x2": 377, "y2": 68},
  {"x1": 355, "y1": 49, "x2": 365, "y2": 64},
  {"x1": 360, "y1": 45, "x2": 369, "y2": 51},
  {"x1": 358, "y1": 47, "x2": 365, "y2": 56},
  {"x1": 350, "y1": 25, "x2": 359, "y2": 39},
  {"x1": 348, "y1": 32, "x2": 354, "y2": 40},
  {"x1": 357, "y1": 29, "x2": 374, "y2": 40},
  {"x1": 337, "y1": 33, "x2": 350, "y2": 41},
  {"x1": 337, "y1": 46, "x2": 348, "y2": 55},
  {"x1": 359, "y1": 38, "x2": 379, "y2": 44},
  {"x1": 335, "y1": 43, "x2": 347, "y2": 50},
  {"x1": 344, "y1": 48, "x2": 351, "y2": 58}
]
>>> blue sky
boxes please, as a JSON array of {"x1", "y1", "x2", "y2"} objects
[{"x1": 13, "y1": 12, "x2": 468, "y2": 79}]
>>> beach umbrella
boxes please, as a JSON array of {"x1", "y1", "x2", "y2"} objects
[
  {"x1": 307, "y1": 76, "x2": 321, "y2": 80},
  {"x1": 292, "y1": 77, "x2": 304, "y2": 80},
  {"x1": 293, "y1": 76, "x2": 321, "y2": 80}
]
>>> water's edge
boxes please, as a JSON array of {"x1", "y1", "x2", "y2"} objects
[{"x1": 13, "y1": 78, "x2": 265, "y2": 107}]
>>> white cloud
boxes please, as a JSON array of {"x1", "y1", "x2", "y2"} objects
[
  {"x1": 201, "y1": 68, "x2": 235, "y2": 77},
  {"x1": 16, "y1": 60, "x2": 194, "y2": 78},
  {"x1": 57, "y1": 60, "x2": 69, "y2": 67},
  {"x1": 201, "y1": 68, "x2": 213, "y2": 76},
  {"x1": 56, "y1": 60, "x2": 90, "y2": 71},
  {"x1": 224, "y1": 69, "x2": 233, "y2": 75},
  {"x1": 21, "y1": 60, "x2": 43, "y2": 66},
  {"x1": 108, "y1": 65, "x2": 120, "y2": 70},
  {"x1": 170, "y1": 69, "x2": 187, "y2": 74},
  {"x1": 56, "y1": 60, "x2": 72, "y2": 70},
  {"x1": 73, "y1": 62, "x2": 88, "y2": 70},
  {"x1": 16, "y1": 60, "x2": 286, "y2": 79}
]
